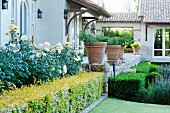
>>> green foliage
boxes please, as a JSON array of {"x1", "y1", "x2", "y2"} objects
[
  {"x1": 103, "y1": 28, "x2": 133, "y2": 47},
  {"x1": 107, "y1": 37, "x2": 119, "y2": 45},
  {"x1": 131, "y1": 61, "x2": 151, "y2": 74},
  {"x1": 96, "y1": 34, "x2": 108, "y2": 42},
  {"x1": 131, "y1": 42, "x2": 142, "y2": 48},
  {"x1": 0, "y1": 72, "x2": 104, "y2": 112},
  {"x1": 79, "y1": 31, "x2": 96, "y2": 44},
  {"x1": 145, "y1": 72, "x2": 161, "y2": 88},
  {"x1": 152, "y1": 79, "x2": 170, "y2": 105},
  {"x1": 109, "y1": 62, "x2": 170, "y2": 105},
  {"x1": 149, "y1": 64, "x2": 159, "y2": 72},
  {"x1": 108, "y1": 73, "x2": 147, "y2": 100},
  {"x1": 0, "y1": 24, "x2": 83, "y2": 91}
]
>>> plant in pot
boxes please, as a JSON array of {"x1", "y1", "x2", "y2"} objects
[
  {"x1": 79, "y1": 31, "x2": 107, "y2": 64},
  {"x1": 118, "y1": 36, "x2": 132, "y2": 59},
  {"x1": 106, "y1": 37, "x2": 121, "y2": 61},
  {"x1": 131, "y1": 42, "x2": 142, "y2": 54}
]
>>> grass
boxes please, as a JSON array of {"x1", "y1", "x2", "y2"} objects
[{"x1": 89, "y1": 98, "x2": 170, "y2": 113}]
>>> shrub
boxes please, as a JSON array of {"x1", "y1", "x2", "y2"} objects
[
  {"x1": 152, "y1": 79, "x2": 170, "y2": 105},
  {"x1": 0, "y1": 72, "x2": 104, "y2": 112},
  {"x1": 145, "y1": 72, "x2": 161, "y2": 88},
  {"x1": 131, "y1": 61, "x2": 151, "y2": 74},
  {"x1": 107, "y1": 37, "x2": 119, "y2": 45},
  {"x1": 0, "y1": 24, "x2": 83, "y2": 90},
  {"x1": 108, "y1": 73, "x2": 147, "y2": 100},
  {"x1": 156, "y1": 64, "x2": 170, "y2": 80},
  {"x1": 149, "y1": 64, "x2": 159, "y2": 72},
  {"x1": 96, "y1": 34, "x2": 108, "y2": 42},
  {"x1": 79, "y1": 31, "x2": 96, "y2": 44}
]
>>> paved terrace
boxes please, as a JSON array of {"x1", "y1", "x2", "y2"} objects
[{"x1": 83, "y1": 53, "x2": 141, "y2": 75}]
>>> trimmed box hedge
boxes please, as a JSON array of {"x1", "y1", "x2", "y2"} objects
[
  {"x1": 108, "y1": 73, "x2": 147, "y2": 101},
  {"x1": 0, "y1": 72, "x2": 104, "y2": 113}
]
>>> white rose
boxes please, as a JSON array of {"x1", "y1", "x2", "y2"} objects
[
  {"x1": 42, "y1": 52, "x2": 46, "y2": 57},
  {"x1": 74, "y1": 56, "x2": 81, "y2": 61},
  {"x1": 44, "y1": 42, "x2": 51, "y2": 49},
  {"x1": 36, "y1": 44, "x2": 43, "y2": 50},
  {"x1": 36, "y1": 52, "x2": 41, "y2": 57},
  {"x1": 58, "y1": 49, "x2": 61, "y2": 54},
  {"x1": 63, "y1": 65, "x2": 67, "y2": 74},
  {"x1": 21, "y1": 35, "x2": 28, "y2": 41},
  {"x1": 44, "y1": 47, "x2": 50, "y2": 52},
  {"x1": 56, "y1": 42, "x2": 62, "y2": 47},
  {"x1": 79, "y1": 49, "x2": 84, "y2": 54}
]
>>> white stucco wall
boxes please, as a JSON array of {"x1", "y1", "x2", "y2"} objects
[
  {"x1": 1, "y1": 0, "x2": 12, "y2": 46},
  {"x1": 35, "y1": 0, "x2": 66, "y2": 46}
]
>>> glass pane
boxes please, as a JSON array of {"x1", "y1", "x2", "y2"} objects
[
  {"x1": 154, "y1": 51, "x2": 162, "y2": 56},
  {"x1": 154, "y1": 29, "x2": 162, "y2": 49},
  {"x1": 165, "y1": 50, "x2": 170, "y2": 56},
  {"x1": 165, "y1": 29, "x2": 170, "y2": 49}
]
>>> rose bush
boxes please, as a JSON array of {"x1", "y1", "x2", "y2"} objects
[{"x1": 0, "y1": 24, "x2": 83, "y2": 91}]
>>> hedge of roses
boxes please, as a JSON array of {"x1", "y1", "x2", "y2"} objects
[
  {"x1": 0, "y1": 72, "x2": 104, "y2": 113},
  {"x1": 0, "y1": 24, "x2": 83, "y2": 90}
]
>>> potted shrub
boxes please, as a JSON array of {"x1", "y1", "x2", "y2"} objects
[
  {"x1": 131, "y1": 42, "x2": 142, "y2": 54},
  {"x1": 118, "y1": 36, "x2": 132, "y2": 59},
  {"x1": 106, "y1": 37, "x2": 121, "y2": 61},
  {"x1": 79, "y1": 31, "x2": 107, "y2": 64}
]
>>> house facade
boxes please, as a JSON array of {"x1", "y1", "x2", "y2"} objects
[
  {"x1": 97, "y1": 0, "x2": 170, "y2": 62},
  {"x1": 0, "y1": 0, "x2": 110, "y2": 48}
]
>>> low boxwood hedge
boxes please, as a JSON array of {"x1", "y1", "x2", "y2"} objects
[
  {"x1": 108, "y1": 73, "x2": 147, "y2": 101},
  {"x1": 0, "y1": 72, "x2": 104, "y2": 113}
]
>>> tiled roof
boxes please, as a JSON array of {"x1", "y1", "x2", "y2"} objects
[
  {"x1": 69, "y1": 0, "x2": 111, "y2": 17},
  {"x1": 141, "y1": 0, "x2": 170, "y2": 23},
  {"x1": 98, "y1": 12, "x2": 141, "y2": 22}
]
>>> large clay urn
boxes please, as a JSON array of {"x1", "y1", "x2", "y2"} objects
[
  {"x1": 106, "y1": 45, "x2": 121, "y2": 61},
  {"x1": 118, "y1": 46, "x2": 124, "y2": 59},
  {"x1": 84, "y1": 42, "x2": 107, "y2": 64}
]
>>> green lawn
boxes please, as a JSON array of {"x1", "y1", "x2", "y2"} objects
[{"x1": 89, "y1": 98, "x2": 170, "y2": 113}]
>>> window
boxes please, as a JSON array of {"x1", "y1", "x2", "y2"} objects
[{"x1": 154, "y1": 28, "x2": 170, "y2": 57}]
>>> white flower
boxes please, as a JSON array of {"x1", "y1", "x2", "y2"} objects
[
  {"x1": 42, "y1": 52, "x2": 46, "y2": 57},
  {"x1": 58, "y1": 49, "x2": 61, "y2": 54},
  {"x1": 36, "y1": 44, "x2": 43, "y2": 50},
  {"x1": 36, "y1": 52, "x2": 41, "y2": 57},
  {"x1": 74, "y1": 56, "x2": 81, "y2": 61},
  {"x1": 63, "y1": 65, "x2": 67, "y2": 74},
  {"x1": 44, "y1": 47, "x2": 50, "y2": 52},
  {"x1": 21, "y1": 35, "x2": 28, "y2": 41},
  {"x1": 44, "y1": 42, "x2": 51, "y2": 49},
  {"x1": 58, "y1": 69, "x2": 62, "y2": 74},
  {"x1": 56, "y1": 42, "x2": 62, "y2": 47},
  {"x1": 56, "y1": 42, "x2": 63, "y2": 50},
  {"x1": 79, "y1": 49, "x2": 84, "y2": 54}
]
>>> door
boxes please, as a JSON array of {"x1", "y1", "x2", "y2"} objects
[{"x1": 154, "y1": 28, "x2": 170, "y2": 57}]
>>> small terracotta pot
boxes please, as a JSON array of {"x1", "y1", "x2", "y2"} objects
[
  {"x1": 118, "y1": 46, "x2": 124, "y2": 59},
  {"x1": 134, "y1": 48, "x2": 140, "y2": 54},
  {"x1": 106, "y1": 45, "x2": 121, "y2": 61},
  {"x1": 85, "y1": 42, "x2": 107, "y2": 64}
]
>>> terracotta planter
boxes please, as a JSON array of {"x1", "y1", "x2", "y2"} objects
[
  {"x1": 84, "y1": 42, "x2": 107, "y2": 64},
  {"x1": 134, "y1": 47, "x2": 140, "y2": 54},
  {"x1": 106, "y1": 45, "x2": 121, "y2": 61},
  {"x1": 118, "y1": 46, "x2": 124, "y2": 59}
]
